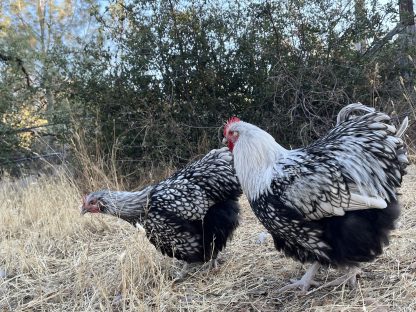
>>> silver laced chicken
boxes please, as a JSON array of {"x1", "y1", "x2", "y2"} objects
[{"x1": 223, "y1": 104, "x2": 408, "y2": 292}]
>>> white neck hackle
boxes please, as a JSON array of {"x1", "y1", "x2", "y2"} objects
[{"x1": 230, "y1": 121, "x2": 287, "y2": 201}]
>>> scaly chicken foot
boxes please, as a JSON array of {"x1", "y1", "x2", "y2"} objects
[
  {"x1": 321, "y1": 266, "x2": 361, "y2": 289},
  {"x1": 173, "y1": 258, "x2": 219, "y2": 282},
  {"x1": 278, "y1": 262, "x2": 321, "y2": 293}
]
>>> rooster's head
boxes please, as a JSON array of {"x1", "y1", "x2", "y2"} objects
[{"x1": 223, "y1": 116, "x2": 241, "y2": 151}]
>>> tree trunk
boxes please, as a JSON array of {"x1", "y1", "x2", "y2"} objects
[
  {"x1": 37, "y1": 0, "x2": 55, "y2": 150},
  {"x1": 398, "y1": 0, "x2": 415, "y2": 41},
  {"x1": 354, "y1": 0, "x2": 367, "y2": 53},
  {"x1": 399, "y1": 0, "x2": 415, "y2": 26},
  {"x1": 398, "y1": 0, "x2": 415, "y2": 83}
]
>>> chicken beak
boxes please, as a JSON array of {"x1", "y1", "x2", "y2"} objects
[
  {"x1": 80, "y1": 206, "x2": 89, "y2": 215},
  {"x1": 80, "y1": 195, "x2": 88, "y2": 215},
  {"x1": 222, "y1": 137, "x2": 228, "y2": 145}
]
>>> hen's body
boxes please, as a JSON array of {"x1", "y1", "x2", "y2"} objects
[
  {"x1": 224, "y1": 104, "x2": 408, "y2": 290},
  {"x1": 82, "y1": 147, "x2": 242, "y2": 264}
]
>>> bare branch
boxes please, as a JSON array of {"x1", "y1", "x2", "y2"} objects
[
  {"x1": 1, "y1": 123, "x2": 60, "y2": 135},
  {"x1": 0, "y1": 152, "x2": 63, "y2": 165},
  {"x1": 363, "y1": 24, "x2": 407, "y2": 58},
  {"x1": 0, "y1": 52, "x2": 32, "y2": 87}
]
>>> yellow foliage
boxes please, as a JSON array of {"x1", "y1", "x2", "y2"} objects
[
  {"x1": 0, "y1": 16, "x2": 12, "y2": 37},
  {"x1": 29, "y1": 35, "x2": 37, "y2": 48},
  {"x1": 10, "y1": 0, "x2": 28, "y2": 15},
  {"x1": 3, "y1": 106, "x2": 48, "y2": 148}
]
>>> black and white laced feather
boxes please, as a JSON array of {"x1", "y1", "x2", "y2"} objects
[{"x1": 82, "y1": 147, "x2": 242, "y2": 263}]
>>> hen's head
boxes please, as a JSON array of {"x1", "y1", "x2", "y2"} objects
[
  {"x1": 81, "y1": 190, "x2": 112, "y2": 215},
  {"x1": 80, "y1": 187, "x2": 153, "y2": 222}
]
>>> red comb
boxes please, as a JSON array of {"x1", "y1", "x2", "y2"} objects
[{"x1": 224, "y1": 116, "x2": 240, "y2": 136}]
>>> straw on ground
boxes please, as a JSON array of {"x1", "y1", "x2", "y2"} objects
[{"x1": 1, "y1": 167, "x2": 416, "y2": 311}]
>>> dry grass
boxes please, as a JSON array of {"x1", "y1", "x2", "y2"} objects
[{"x1": 1, "y1": 168, "x2": 416, "y2": 312}]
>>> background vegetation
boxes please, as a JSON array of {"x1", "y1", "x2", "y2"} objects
[
  {"x1": 1, "y1": 1, "x2": 416, "y2": 311},
  {"x1": 1, "y1": 0, "x2": 415, "y2": 186}
]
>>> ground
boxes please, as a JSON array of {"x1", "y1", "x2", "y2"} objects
[{"x1": 0, "y1": 167, "x2": 416, "y2": 311}]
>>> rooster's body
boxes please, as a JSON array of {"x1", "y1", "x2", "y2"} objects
[
  {"x1": 81, "y1": 147, "x2": 242, "y2": 265},
  {"x1": 223, "y1": 104, "x2": 408, "y2": 291}
]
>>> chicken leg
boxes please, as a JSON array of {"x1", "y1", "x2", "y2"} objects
[
  {"x1": 173, "y1": 258, "x2": 219, "y2": 282},
  {"x1": 278, "y1": 262, "x2": 321, "y2": 293},
  {"x1": 321, "y1": 266, "x2": 361, "y2": 289}
]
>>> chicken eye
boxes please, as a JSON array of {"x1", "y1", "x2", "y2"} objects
[
  {"x1": 232, "y1": 131, "x2": 239, "y2": 136},
  {"x1": 89, "y1": 199, "x2": 96, "y2": 206}
]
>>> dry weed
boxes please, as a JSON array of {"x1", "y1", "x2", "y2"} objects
[{"x1": 1, "y1": 167, "x2": 415, "y2": 311}]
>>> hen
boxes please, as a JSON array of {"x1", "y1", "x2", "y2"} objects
[
  {"x1": 81, "y1": 147, "x2": 242, "y2": 276},
  {"x1": 223, "y1": 104, "x2": 408, "y2": 291}
]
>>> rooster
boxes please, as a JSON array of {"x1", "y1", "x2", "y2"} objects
[
  {"x1": 223, "y1": 104, "x2": 408, "y2": 292},
  {"x1": 81, "y1": 147, "x2": 242, "y2": 276}
]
